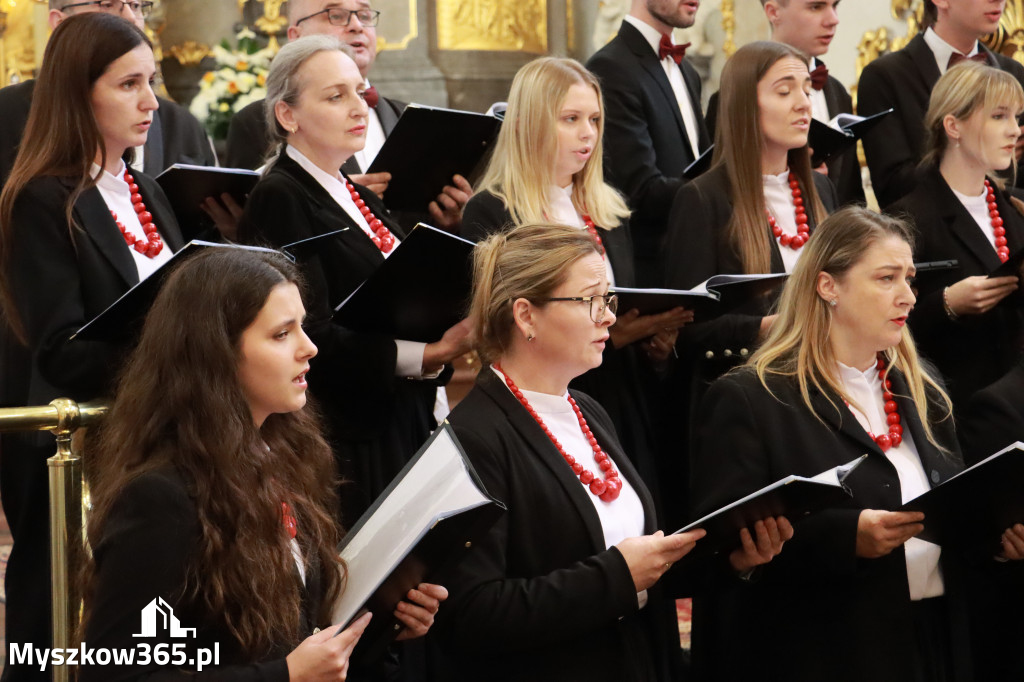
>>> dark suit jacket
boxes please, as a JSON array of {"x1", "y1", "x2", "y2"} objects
[
  {"x1": 858, "y1": 33, "x2": 1024, "y2": 208},
  {"x1": 0, "y1": 80, "x2": 215, "y2": 185},
  {"x1": 224, "y1": 95, "x2": 405, "y2": 172},
  {"x1": 690, "y1": 367, "x2": 973, "y2": 682},
  {"x1": 664, "y1": 164, "x2": 838, "y2": 358},
  {"x1": 586, "y1": 20, "x2": 710, "y2": 284},
  {"x1": 958, "y1": 358, "x2": 1024, "y2": 464},
  {"x1": 439, "y1": 369, "x2": 684, "y2": 682},
  {"x1": 706, "y1": 67, "x2": 865, "y2": 207},
  {"x1": 888, "y1": 165, "x2": 1024, "y2": 412},
  {"x1": 238, "y1": 152, "x2": 443, "y2": 522},
  {"x1": 81, "y1": 467, "x2": 306, "y2": 681}
]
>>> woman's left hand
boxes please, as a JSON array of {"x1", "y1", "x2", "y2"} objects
[
  {"x1": 999, "y1": 524, "x2": 1024, "y2": 561},
  {"x1": 608, "y1": 307, "x2": 693, "y2": 349},
  {"x1": 394, "y1": 583, "x2": 448, "y2": 641},
  {"x1": 643, "y1": 328, "x2": 678, "y2": 363},
  {"x1": 728, "y1": 516, "x2": 794, "y2": 574},
  {"x1": 200, "y1": 192, "x2": 245, "y2": 241}
]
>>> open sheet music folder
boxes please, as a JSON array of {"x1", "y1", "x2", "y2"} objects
[
  {"x1": 331, "y1": 423, "x2": 505, "y2": 658},
  {"x1": 333, "y1": 223, "x2": 475, "y2": 342},
  {"x1": 612, "y1": 273, "x2": 788, "y2": 320},
  {"x1": 901, "y1": 441, "x2": 1024, "y2": 549},
  {"x1": 809, "y1": 108, "x2": 892, "y2": 167},
  {"x1": 155, "y1": 164, "x2": 260, "y2": 242},
  {"x1": 676, "y1": 456, "x2": 865, "y2": 556}
]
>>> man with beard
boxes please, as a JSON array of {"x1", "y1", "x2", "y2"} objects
[{"x1": 586, "y1": 0, "x2": 710, "y2": 286}]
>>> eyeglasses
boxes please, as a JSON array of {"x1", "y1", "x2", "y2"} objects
[
  {"x1": 535, "y1": 294, "x2": 618, "y2": 324},
  {"x1": 61, "y1": 0, "x2": 154, "y2": 17},
  {"x1": 295, "y1": 7, "x2": 381, "y2": 28}
]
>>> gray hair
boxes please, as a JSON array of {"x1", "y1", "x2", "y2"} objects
[{"x1": 263, "y1": 34, "x2": 356, "y2": 156}]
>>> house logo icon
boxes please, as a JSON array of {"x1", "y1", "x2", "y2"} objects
[{"x1": 133, "y1": 598, "x2": 197, "y2": 639}]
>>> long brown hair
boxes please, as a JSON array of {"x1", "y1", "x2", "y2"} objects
[
  {"x1": 84, "y1": 248, "x2": 344, "y2": 656},
  {"x1": 0, "y1": 13, "x2": 151, "y2": 340},
  {"x1": 750, "y1": 207, "x2": 953, "y2": 450},
  {"x1": 713, "y1": 40, "x2": 827, "y2": 274},
  {"x1": 477, "y1": 57, "x2": 629, "y2": 230}
]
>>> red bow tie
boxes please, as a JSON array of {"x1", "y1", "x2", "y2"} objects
[
  {"x1": 810, "y1": 62, "x2": 829, "y2": 91},
  {"x1": 947, "y1": 52, "x2": 988, "y2": 69},
  {"x1": 658, "y1": 34, "x2": 690, "y2": 64},
  {"x1": 363, "y1": 85, "x2": 379, "y2": 109}
]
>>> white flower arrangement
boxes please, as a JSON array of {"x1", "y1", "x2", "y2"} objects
[{"x1": 189, "y1": 28, "x2": 273, "y2": 140}]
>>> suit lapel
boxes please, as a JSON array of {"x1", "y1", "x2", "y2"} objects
[
  {"x1": 75, "y1": 186, "x2": 139, "y2": 287},
  {"x1": 619, "y1": 22, "x2": 690, "y2": 147},
  {"x1": 144, "y1": 109, "x2": 165, "y2": 176},
  {"x1": 887, "y1": 372, "x2": 959, "y2": 487},
  {"x1": 927, "y1": 167, "x2": 1004, "y2": 271},
  {"x1": 341, "y1": 157, "x2": 362, "y2": 175},
  {"x1": 822, "y1": 77, "x2": 844, "y2": 119},
  {"x1": 809, "y1": 386, "x2": 883, "y2": 457},
  {"x1": 375, "y1": 97, "x2": 403, "y2": 136},
  {"x1": 906, "y1": 33, "x2": 942, "y2": 92},
  {"x1": 478, "y1": 370, "x2": 608, "y2": 552},
  {"x1": 135, "y1": 172, "x2": 185, "y2": 252}
]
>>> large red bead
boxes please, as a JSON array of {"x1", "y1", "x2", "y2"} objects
[
  {"x1": 572, "y1": 463, "x2": 584, "y2": 475},
  {"x1": 599, "y1": 459, "x2": 613, "y2": 471},
  {"x1": 886, "y1": 412, "x2": 901, "y2": 425},
  {"x1": 796, "y1": 213, "x2": 809, "y2": 225},
  {"x1": 589, "y1": 479, "x2": 607, "y2": 496},
  {"x1": 780, "y1": 234, "x2": 792, "y2": 247},
  {"x1": 884, "y1": 400, "x2": 898, "y2": 413},
  {"x1": 138, "y1": 211, "x2": 152, "y2": 224},
  {"x1": 992, "y1": 216, "x2": 1004, "y2": 228},
  {"x1": 889, "y1": 433, "x2": 902, "y2": 447},
  {"x1": 579, "y1": 470, "x2": 594, "y2": 485},
  {"x1": 875, "y1": 434, "x2": 892, "y2": 451},
  {"x1": 996, "y1": 236, "x2": 1008, "y2": 247},
  {"x1": 890, "y1": 423, "x2": 903, "y2": 435},
  {"x1": 133, "y1": 241, "x2": 147, "y2": 253}
]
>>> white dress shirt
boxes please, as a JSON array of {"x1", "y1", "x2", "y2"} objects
[
  {"x1": 951, "y1": 185, "x2": 999, "y2": 252},
  {"x1": 809, "y1": 58, "x2": 830, "y2": 125},
  {"x1": 924, "y1": 27, "x2": 981, "y2": 76},
  {"x1": 763, "y1": 170, "x2": 804, "y2": 274},
  {"x1": 353, "y1": 80, "x2": 387, "y2": 173},
  {"x1": 548, "y1": 185, "x2": 617, "y2": 287},
  {"x1": 838, "y1": 362, "x2": 945, "y2": 600},
  {"x1": 91, "y1": 161, "x2": 174, "y2": 281},
  {"x1": 286, "y1": 145, "x2": 437, "y2": 379},
  {"x1": 492, "y1": 366, "x2": 648, "y2": 607},
  {"x1": 623, "y1": 14, "x2": 700, "y2": 158}
]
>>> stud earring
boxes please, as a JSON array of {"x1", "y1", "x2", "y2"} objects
[
  {"x1": 829, "y1": 298, "x2": 838, "y2": 307},
  {"x1": 527, "y1": 333, "x2": 535, "y2": 342}
]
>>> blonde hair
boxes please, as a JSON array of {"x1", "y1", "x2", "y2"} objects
[
  {"x1": 477, "y1": 57, "x2": 629, "y2": 230},
  {"x1": 750, "y1": 207, "x2": 953, "y2": 449},
  {"x1": 922, "y1": 61, "x2": 1024, "y2": 186},
  {"x1": 713, "y1": 41, "x2": 827, "y2": 274},
  {"x1": 470, "y1": 223, "x2": 601, "y2": 364}
]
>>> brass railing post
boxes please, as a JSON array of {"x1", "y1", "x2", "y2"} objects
[{"x1": 48, "y1": 398, "x2": 82, "y2": 682}]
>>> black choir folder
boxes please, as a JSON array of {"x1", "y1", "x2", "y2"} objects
[
  {"x1": 155, "y1": 164, "x2": 260, "y2": 241},
  {"x1": 901, "y1": 441, "x2": 1024, "y2": 550},
  {"x1": 809, "y1": 108, "x2": 893, "y2": 167},
  {"x1": 71, "y1": 240, "x2": 280, "y2": 342},
  {"x1": 612, "y1": 273, "x2": 789, "y2": 320},
  {"x1": 334, "y1": 223, "x2": 475, "y2": 342},
  {"x1": 366, "y1": 103, "x2": 501, "y2": 212},
  {"x1": 331, "y1": 423, "x2": 505, "y2": 658},
  {"x1": 676, "y1": 456, "x2": 865, "y2": 555}
]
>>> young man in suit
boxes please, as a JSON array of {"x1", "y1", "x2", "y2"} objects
[
  {"x1": 859, "y1": 0, "x2": 1023, "y2": 208},
  {"x1": 586, "y1": 0, "x2": 711, "y2": 286},
  {"x1": 0, "y1": 0, "x2": 216, "y2": 186},
  {"x1": 225, "y1": 0, "x2": 470, "y2": 231}
]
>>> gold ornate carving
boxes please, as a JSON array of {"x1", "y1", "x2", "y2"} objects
[
  {"x1": 436, "y1": 0, "x2": 547, "y2": 53},
  {"x1": 377, "y1": 0, "x2": 417, "y2": 52},
  {"x1": 721, "y1": 0, "x2": 736, "y2": 58},
  {"x1": 169, "y1": 40, "x2": 212, "y2": 67},
  {"x1": 255, "y1": 0, "x2": 287, "y2": 52},
  {"x1": 855, "y1": 0, "x2": 923, "y2": 85},
  {"x1": 1, "y1": 0, "x2": 41, "y2": 84}
]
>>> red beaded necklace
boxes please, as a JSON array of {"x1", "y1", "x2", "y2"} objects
[
  {"x1": 346, "y1": 179, "x2": 395, "y2": 254},
  {"x1": 281, "y1": 501, "x2": 297, "y2": 539},
  {"x1": 766, "y1": 174, "x2": 809, "y2": 250},
  {"x1": 985, "y1": 179, "x2": 1010, "y2": 263},
  {"x1": 110, "y1": 170, "x2": 163, "y2": 258},
  {"x1": 845, "y1": 355, "x2": 904, "y2": 452},
  {"x1": 495, "y1": 364, "x2": 622, "y2": 502},
  {"x1": 581, "y1": 214, "x2": 605, "y2": 255}
]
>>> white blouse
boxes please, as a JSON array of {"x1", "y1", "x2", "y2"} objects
[
  {"x1": 547, "y1": 184, "x2": 616, "y2": 287},
  {"x1": 91, "y1": 161, "x2": 174, "y2": 281},
  {"x1": 763, "y1": 170, "x2": 803, "y2": 274},
  {"x1": 951, "y1": 185, "x2": 999, "y2": 252},
  {"x1": 838, "y1": 362, "x2": 945, "y2": 600}
]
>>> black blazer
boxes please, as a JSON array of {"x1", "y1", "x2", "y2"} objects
[
  {"x1": 586, "y1": 20, "x2": 710, "y2": 282},
  {"x1": 859, "y1": 33, "x2": 1024, "y2": 208},
  {"x1": 439, "y1": 369, "x2": 683, "y2": 682},
  {"x1": 706, "y1": 70, "x2": 865, "y2": 208},
  {"x1": 224, "y1": 95, "x2": 405, "y2": 172},
  {"x1": 889, "y1": 165, "x2": 1024, "y2": 411},
  {"x1": 663, "y1": 164, "x2": 838, "y2": 358},
  {"x1": 0, "y1": 80, "x2": 214, "y2": 185},
  {"x1": 6, "y1": 172, "x2": 185, "y2": 406},
  {"x1": 958, "y1": 358, "x2": 1024, "y2": 465},
  {"x1": 82, "y1": 467, "x2": 313, "y2": 681},
  {"x1": 690, "y1": 367, "x2": 973, "y2": 682}
]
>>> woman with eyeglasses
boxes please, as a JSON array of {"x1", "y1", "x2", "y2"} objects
[
  {"x1": 461, "y1": 56, "x2": 691, "y2": 517},
  {"x1": 0, "y1": 14, "x2": 183, "y2": 678},
  {"x1": 436, "y1": 223, "x2": 790, "y2": 682}
]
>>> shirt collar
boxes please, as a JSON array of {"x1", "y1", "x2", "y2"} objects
[
  {"x1": 90, "y1": 160, "x2": 128, "y2": 194},
  {"x1": 286, "y1": 144, "x2": 346, "y2": 193},
  {"x1": 624, "y1": 14, "x2": 668, "y2": 58},
  {"x1": 924, "y1": 26, "x2": 980, "y2": 75}
]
